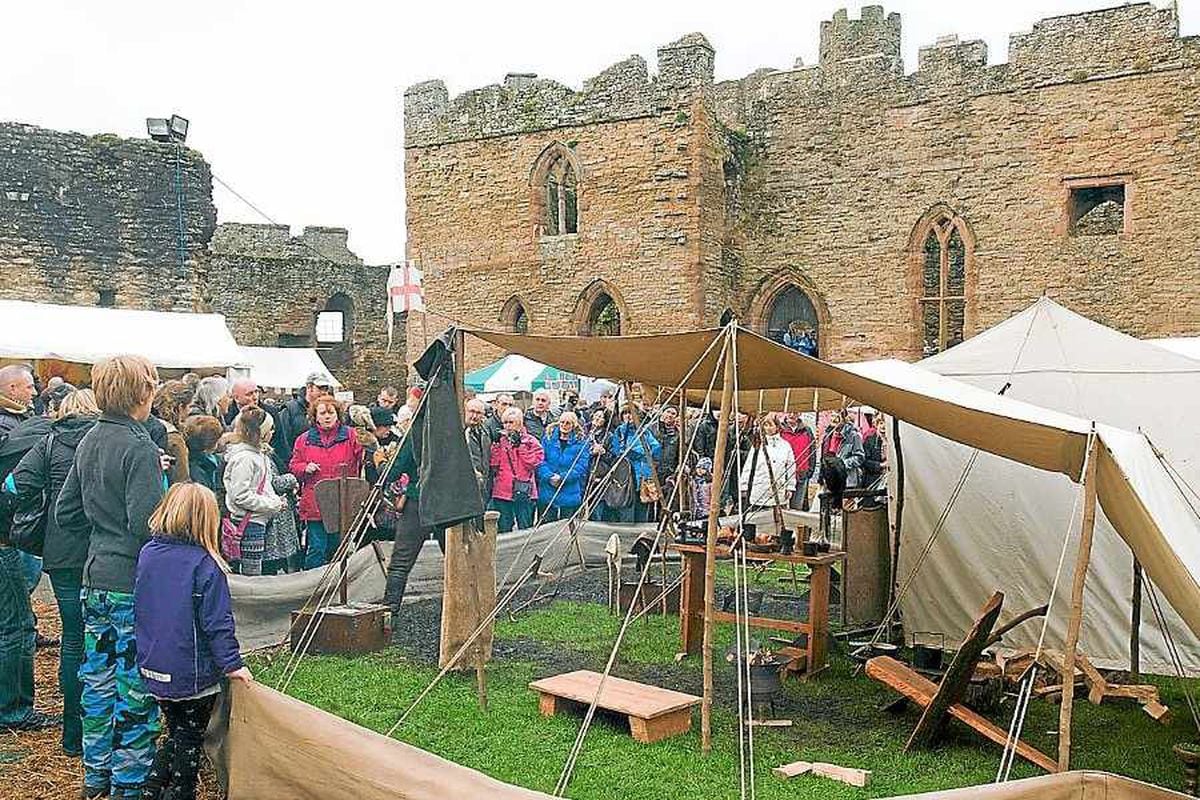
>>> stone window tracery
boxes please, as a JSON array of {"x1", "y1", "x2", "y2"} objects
[
  {"x1": 501, "y1": 295, "x2": 530, "y2": 334},
  {"x1": 544, "y1": 155, "x2": 578, "y2": 236},
  {"x1": 918, "y1": 214, "x2": 968, "y2": 356}
]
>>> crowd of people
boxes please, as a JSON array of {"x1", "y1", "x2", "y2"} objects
[{"x1": 0, "y1": 355, "x2": 887, "y2": 800}]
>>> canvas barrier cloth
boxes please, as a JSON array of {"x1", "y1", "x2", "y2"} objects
[
  {"x1": 885, "y1": 771, "x2": 1187, "y2": 799},
  {"x1": 469, "y1": 325, "x2": 1200, "y2": 652},
  {"x1": 208, "y1": 680, "x2": 556, "y2": 800},
  {"x1": 229, "y1": 519, "x2": 652, "y2": 650}
]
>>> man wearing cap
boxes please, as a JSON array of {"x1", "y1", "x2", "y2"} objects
[
  {"x1": 366, "y1": 406, "x2": 401, "y2": 483},
  {"x1": 278, "y1": 373, "x2": 333, "y2": 463}
]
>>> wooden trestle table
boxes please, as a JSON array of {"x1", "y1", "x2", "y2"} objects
[{"x1": 669, "y1": 542, "x2": 845, "y2": 679}]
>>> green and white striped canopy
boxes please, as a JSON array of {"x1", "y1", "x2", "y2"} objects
[{"x1": 464, "y1": 354, "x2": 578, "y2": 394}]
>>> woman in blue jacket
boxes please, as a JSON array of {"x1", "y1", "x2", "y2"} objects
[
  {"x1": 607, "y1": 406, "x2": 662, "y2": 523},
  {"x1": 537, "y1": 411, "x2": 591, "y2": 522}
]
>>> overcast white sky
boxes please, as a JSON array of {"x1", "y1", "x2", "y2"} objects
[{"x1": 4, "y1": 1, "x2": 1194, "y2": 264}]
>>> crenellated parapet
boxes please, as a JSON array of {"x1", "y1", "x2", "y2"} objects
[
  {"x1": 403, "y1": 34, "x2": 713, "y2": 148},
  {"x1": 819, "y1": 5, "x2": 902, "y2": 75}
]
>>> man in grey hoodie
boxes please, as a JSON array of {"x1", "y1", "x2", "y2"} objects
[{"x1": 55, "y1": 355, "x2": 166, "y2": 800}]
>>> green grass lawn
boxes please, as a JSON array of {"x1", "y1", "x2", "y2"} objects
[{"x1": 253, "y1": 599, "x2": 1195, "y2": 799}]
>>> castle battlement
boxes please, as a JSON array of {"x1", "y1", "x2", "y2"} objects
[
  {"x1": 210, "y1": 222, "x2": 362, "y2": 265},
  {"x1": 405, "y1": 3, "x2": 1198, "y2": 148}
]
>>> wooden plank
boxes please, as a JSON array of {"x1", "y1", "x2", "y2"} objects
[
  {"x1": 773, "y1": 761, "x2": 870, "y2": 788},
  {"x1": 908, "y1": 591, "x2": 1004, "y2": 750},
  {"x1": 538, "y1": 692, "x2": 558, "y2": 717},
  {"x1": 866, "y1": 657, "x2": 1055, "y2": 773},
  {"x1": 1103, "y1": 684, "x2": 1160, "y2": 703},
  {"x1": 865, "y1": 656, "x2": 939, "y2": 705},
  {"x1": 530, "y1": 670, "x2": 701, "y2": 719},
  {"x1": 1143, "y1": 701, "x2": 1172, "y2": 725},
  {"x1": 672, "y1": 541, "x2": 844, "y2": 567},
  {"x1": 711, "y1": 610, "x2": 811, "y2": 635},
  {"x1": 1078, "y1": 655, "x2": 1109, "y2": 705}
]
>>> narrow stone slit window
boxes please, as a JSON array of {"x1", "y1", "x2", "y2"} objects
[{"x1": 1068, "y1": 181, "x2": 1126, "y2": 236}]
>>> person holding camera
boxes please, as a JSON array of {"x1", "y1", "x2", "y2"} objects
[{"x1": 489, "y1": 407, "x2": 544, "y2": 533}]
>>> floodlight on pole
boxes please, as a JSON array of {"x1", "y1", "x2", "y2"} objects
[
  {"x1": 169, "y1": 115, "x2": 189, "y2": 142},
  {"x1": 146, "y1": 117, "x2": 172, "y2": 142}
]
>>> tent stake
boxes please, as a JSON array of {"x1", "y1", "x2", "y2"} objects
[
  {"x1": 702, "y1": 327, "x2": 735, "y2": 754},
  {"x1": 1058, "y1": 431, "x2": 1099, "y2": 772}
]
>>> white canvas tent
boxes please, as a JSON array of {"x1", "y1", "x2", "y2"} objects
[
  {"x1": 900, "y1": 298, "x2": 1200, "y2": 673},
  {"x1": 233, "y1": 346, "x2": 340, "y2": 392},
  {"x1": 1149, "y1": 336, "x2": 1200, "y2": 362},
  {"x1": 0, "y1": 299, "x2": 244, "y2": 370}
]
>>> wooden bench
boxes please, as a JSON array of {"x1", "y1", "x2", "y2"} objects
[{"x1": 530, "y1": 670, "x2": 701, "y2": 744}]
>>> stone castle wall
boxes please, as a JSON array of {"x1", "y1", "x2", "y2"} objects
[
  {"x1": 209, "y1": 223, "x2": 404, "y2": 393},
  {"x1": 0, "y1": 122, "x2": 216, "y2": 311},
  {"x1": 0, "y1": 123, "x2": 403, "y2": 395},
  {"x1": 405, "y1": 3, "x2": 1200, "y2": 368}
]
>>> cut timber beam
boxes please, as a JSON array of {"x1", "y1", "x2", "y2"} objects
[{"x1": 908, "y1": 591, "x2": 1004, "y2": 749}]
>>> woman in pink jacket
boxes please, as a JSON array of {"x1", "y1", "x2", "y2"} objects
[
  {"x1": 489, "y1": 407, "x2": 544, "y2": 533},
  {"x1": 289, "y1": 395, "x2": 364, "y2": 568}
]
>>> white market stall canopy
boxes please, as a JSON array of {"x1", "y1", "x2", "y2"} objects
[
  {"x1": 464, "y1": 354, "x2": 577, "y2": 394},
  {"x1": 0, "y1": 299, "x2": 244, "y2": 370},
  {"x1": 235, "y1": 346, "x2": 340, "y2": 391}
]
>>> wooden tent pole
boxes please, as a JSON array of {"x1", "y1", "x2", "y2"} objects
[
  {"x1": 701, "y1": 327, "x2": 735, "y2": 754},
  {"x1": 1131, "y1": 557, "x2": 1143, "y2": 679},
  {"x1": 888, "y1": 415, "x2": 906, "y2": 612},
  {"x1": 1058, "y1": 431, "x2": 1099, "y2": 772},
  {"x1": 452, "y1": 328, "x2": 488, "y2": 711}
]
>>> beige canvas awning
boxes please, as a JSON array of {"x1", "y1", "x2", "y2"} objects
[{"x1": 468, "y1": 325, "x2": 1200, "y2": 642}]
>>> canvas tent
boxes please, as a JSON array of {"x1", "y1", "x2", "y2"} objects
[
  {"x1": 1149, "y1": 337, "x2": 1200, "y2": 362},
  {"x1": 466, "y1": 324, "x2": 1200, "y2": 655},
  {"x1": 464, "y1": 353, "x2": 577, "y2": 394},
  {"x1": 232, "y1": 346, "x2": 340, "y2": 391},
  {"x1": 0, "y1": 299, "x2": 244, "y2": 370},
  {"x1": 900, "y1": 298, "x2": 1200, "y2": 673}
]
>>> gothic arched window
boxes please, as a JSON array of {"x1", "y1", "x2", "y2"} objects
[
  {"x1": 918, "y1": 214, "x2": 968, "y2": 356},
  {"x1": 532, "y1": 144, "x2": 581, "y2": 238}
]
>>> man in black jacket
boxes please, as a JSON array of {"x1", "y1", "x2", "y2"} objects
[{"x1": 276, "y1": 373, "x2": 334, "y2": 463}]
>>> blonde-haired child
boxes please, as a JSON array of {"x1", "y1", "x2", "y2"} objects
[{"x1": 134, "y1": 483, "x2": 251, "y2": 800}]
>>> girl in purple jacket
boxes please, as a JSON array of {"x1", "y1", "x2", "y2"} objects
[{"x1": 134, "y1": 483, "x2": 252, "y2": 800}]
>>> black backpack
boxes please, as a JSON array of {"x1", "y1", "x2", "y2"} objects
[{"x1": 0, "y1": 416, "x2": 52, "y2": 542}]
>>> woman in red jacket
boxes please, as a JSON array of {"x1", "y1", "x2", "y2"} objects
[{"x1": 288, "y1": 395, "x2": 364, "y2": 569}]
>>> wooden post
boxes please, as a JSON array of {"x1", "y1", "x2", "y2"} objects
[
  {"x1": 1058, "y1": 432, "x2": 1100, "y2": 772},
  {"x1": 702, "y1": 328, "x2": 735, "y2": 754},
  {"x1": 888, "y1": 415, "x2": 905, "y2": 612},
  {"x1": 1131, "y1": 557, "x2": 1143, "y2": 679}
]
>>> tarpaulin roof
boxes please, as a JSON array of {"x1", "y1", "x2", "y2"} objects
[
  {"x1": 464, "y1": 353, "x2": 577, "y2": 393},
  {"x1": 0, "y1": 299, "x2": 244, "y2": 370},
  {"x1": 236, "y1": 346, "x2": 340, "y2": 391},
  {"x1": 467, "y1": 324, "x2": 1200, "y2": 644}
]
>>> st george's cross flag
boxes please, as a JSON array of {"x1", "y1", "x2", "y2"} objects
[{"x1": 386, "y1": 261, "x2": 424, "y2": 350}]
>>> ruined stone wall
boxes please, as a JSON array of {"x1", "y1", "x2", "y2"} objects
[
  {"x1": 208, "y1": 223, "x2": 404, "y2": 396},
  {"x1": 0, "y1": 122, "x2": 216, "y2": 311}
]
